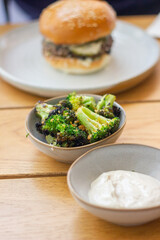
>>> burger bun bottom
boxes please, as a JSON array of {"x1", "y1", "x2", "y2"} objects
[{"x1": 44, "y1": 54, "x2": 111, "y2": 74}]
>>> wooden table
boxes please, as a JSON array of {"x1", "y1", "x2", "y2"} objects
[{"x1": 0, "y1": 15, "x2": 160, "y2": 239}]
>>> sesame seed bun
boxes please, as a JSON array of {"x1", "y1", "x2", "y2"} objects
[
  {"x1": 39, "y1": 0, "x2": 116, "y2": 45},
  {"x1": 44, "y1": 53, "x2": 111, "y2": 74}
]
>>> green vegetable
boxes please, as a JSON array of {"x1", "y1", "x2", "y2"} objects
[
  {"x1": 43, "y1": 117, "x2": 88, "y2": 147},
  {"x1": 76, "y1": 106, "x2": 120, "y2": 143},
  {"x1": 36, "y1": 102, "x2": 56, "y2": 122},
  {"x1": 26, "y1": 133, "x2": 29, "y2": 138},
  {"x1": 96, "y1": 94, "x2": 116, "y2": 118},
  {"x1": 56, "y1": 124, "x2": 88, "y2": 147},
  {"x1": 35, "y1": 92, "x2": 120, "y2": 147},
  {"x1": 36, "y1": 109, "x2": 88, "y2": 147},
  {"x1": 67, "y1": 92, "x2": 96, "y2": 111},
  {"x1": 42, "y1": 115, "x2": 66, "y2": 135},
  {"x1": 46, "y1": 135, "x2": 56, "y2": 144}
]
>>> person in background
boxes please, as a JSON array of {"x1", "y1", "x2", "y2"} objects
[{"x1": 1, "y1": 0, "x2": 160, "y2": 23}]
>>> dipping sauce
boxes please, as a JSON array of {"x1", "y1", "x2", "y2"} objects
[{"x1": 88, "y1": 170, "x2": 160, "y2": 209}]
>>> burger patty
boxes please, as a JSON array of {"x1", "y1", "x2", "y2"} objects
[{"x1": 43, "y1": 36, "x2": 113, "y2": 59}]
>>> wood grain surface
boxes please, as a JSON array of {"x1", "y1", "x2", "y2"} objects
[
  {"x1": 0, "y1": 102, "x2": 159, "y2": 177},
  {"x1": 0, "y1": 16, "x2": 160, "y2": 109},
  {"x1": 0, "y1": 108, "x2": 69, "y2": 177},
  {"x1": 0, "y1": 176, "x2": 159, "y2": 240}
]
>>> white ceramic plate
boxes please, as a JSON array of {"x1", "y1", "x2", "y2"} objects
[{"x1": 0, "y1": 21, "x2": 159, "y2": 97}]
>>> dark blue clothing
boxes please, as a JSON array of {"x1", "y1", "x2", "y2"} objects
[
  {"x1": 14, "y1": 0, "x2": 160, "y2": 19},
  {"x1": 108, "y1": 0, "x2": 160, "y2": 15}
]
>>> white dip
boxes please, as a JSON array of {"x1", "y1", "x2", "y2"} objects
[{"x1": 88, "y1": 170, "x2": 160, "y2": 209}]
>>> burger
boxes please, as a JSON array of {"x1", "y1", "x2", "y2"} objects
[{"x1": 39, "y1": 0, "x2": 116, "y2": 74}]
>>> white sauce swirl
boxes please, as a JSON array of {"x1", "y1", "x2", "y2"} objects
[{"x1": 88, "y1": 170, "x2": 160, "y2": 209}]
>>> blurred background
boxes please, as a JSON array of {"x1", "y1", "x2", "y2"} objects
[{"x1": 0, "y1": 0, "x2": 160, "y2": 24}]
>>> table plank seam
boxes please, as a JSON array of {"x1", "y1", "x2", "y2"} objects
[{"x1": 0, "y1": 172, "x2": 67, "y2": 180}]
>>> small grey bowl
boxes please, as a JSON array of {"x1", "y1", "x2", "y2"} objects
[
  {"x1": 67, "y1": 144, "x2": 160, "y2": 226},
  {"x1": 25, "y1": 94, "x2": 126, "y2": 163}
]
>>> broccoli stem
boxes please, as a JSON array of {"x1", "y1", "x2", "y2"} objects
[
  {"x1": 97, "y1": 94, "x2": 116, "y2": 111},
  {"x1": 104, "y1": 94, "x2": 116, "y2": 108},
  {"x1": 76, "y1": 106, "x2": 120, "y2": 143},
  {"x1": 78, "y1": 106, "x2": 111, "y2": 125},
  {"x1": 76, "y1": 108, "x2": 98, "y2": 134}
]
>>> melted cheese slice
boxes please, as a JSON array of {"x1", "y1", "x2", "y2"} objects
[{"x1": 69, "y1": 41, "x2": 102, "y2": 56}]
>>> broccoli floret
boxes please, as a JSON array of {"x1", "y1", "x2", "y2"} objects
[
  {"x1": 36, "y1": 102, "x2": 57, "y2": 123},
  {"x1": 67, "y1": 92, "x2": 96, "y2": 111},
  {"x1": 96, "y1": 94, "x2": 116, "y2": 118},
  {"x1": 37, "y1": 112, "x2": 88, "y2": 147},
  {"x1": 97, "y1": 94, "x2": 116, "y2": 111},
  {"x1": 113, "y1": 106, "x2": 121, "y2": 117},
  {"x1": 59, "y1": 99, "x2": 73, "y2": 109},
  {"x1": 81, "y1": 96, "x2": 96, "y2": 111},
  {"x1": 46, "y1": 135, "x2": 57, "y2": 145},
  {"x1": 56, "y1": 124, "x2": 88, "y2": 147},
  {"x1": 76, "y1": 106, "x2": 120, "y2": 143},
  {"x1": 36, "y1": 100, "x2": 77, "y2": 125},
  {"x1": 47, "y1": 107, "x2": 77, "y2": 124},
  {"x1": 42, "y1": 115, "x2": 66, "y2": 135},
  {"x1": 61, "y1": 109, "x2": 77, "y2": 124},
  {"x1": 44, "y1": 118, "x2": 88, "y2": 147},
  {"x1": 35, "y1": 94, "x2": 120, "y2": 147}
]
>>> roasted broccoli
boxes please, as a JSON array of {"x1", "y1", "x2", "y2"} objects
[
  {"x1": 41, "y1": 115, "x2": 66, "y2": 136},
  {"x1": 36, "y1": 101, "x2": 57, "y2": 123},
  {"x1": 67, "y1": 92, "x2": 96, "y2": 111},
  {"x1": 96, "y1": 94, "x2": 116, "y2": 118},
  {"x1": 76, "y1": 106, "x2": 120, "y2": 143},
  {"x1": 35, "y1": 93, "x2": 121, "y2": 147},
  {"x1": 56, "y1": 124, "x2": 88, "y2": 147},
  {"x1": 38, "y1": 114, "x2": 88, "y2": 147},
  {"x1": 36, "y1": 100, "x2": 76, "y2": 123},
  {"x1": 58, "y1": 99, "x2": 72, "y2": 109},
  {"x1": 35, "y1": 101, "x2": 88, "y2": 147}
]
